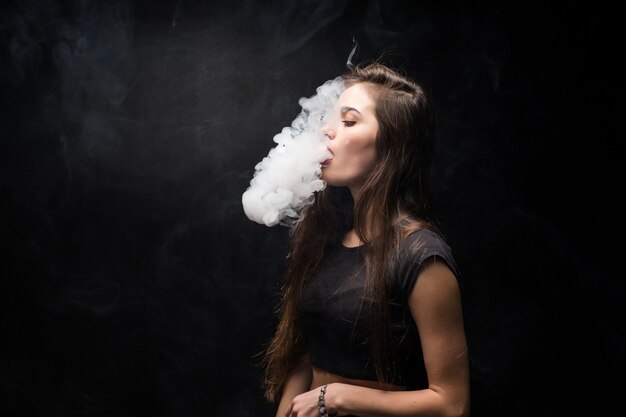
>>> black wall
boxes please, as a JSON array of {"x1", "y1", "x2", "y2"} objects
[{"x1": 1, "y1": 1, "x2": 623, "y2": 416}]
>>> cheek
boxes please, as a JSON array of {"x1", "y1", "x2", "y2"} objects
[
  {"x1": 341, "y1": 142, "x2": 377, "y2": 174},
  {"x1": 339, "y1": 130, "x2": 374, "y2": 151},
  {"x1": 344, "y1": 135, "x2": 376, "y2": 159}
]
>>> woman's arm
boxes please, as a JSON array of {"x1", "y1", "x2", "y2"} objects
[
  {"x1": 276, "y1": 352, "x2": 313, "y2": 417},
  {"x1": 286, "y1": 258, "x2": 470, "y2": 417}
]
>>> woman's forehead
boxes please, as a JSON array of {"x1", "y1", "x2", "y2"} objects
[{"x1": 337, "y1": 83, "x2": 375, "y2": 112}]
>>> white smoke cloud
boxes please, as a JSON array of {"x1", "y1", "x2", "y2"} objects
[{"x1": 242, "y1": 76, "x2": 345, "y2": 227}]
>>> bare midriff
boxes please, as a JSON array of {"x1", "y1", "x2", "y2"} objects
[{"x1": 311, "y1": 366, "x2": 407, "y2": 391}]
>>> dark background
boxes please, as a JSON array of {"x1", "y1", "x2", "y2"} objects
[{"x1": 1, "y1": 1, "x2": 623, "y2": 416}]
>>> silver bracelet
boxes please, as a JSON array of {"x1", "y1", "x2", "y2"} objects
[{"x1": 317, "y1": 384, "x2": 329, "y2": 417}]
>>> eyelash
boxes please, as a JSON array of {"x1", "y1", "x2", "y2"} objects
[{"x1": 342, "y1": 120, "x2": 356, "y2": 127}]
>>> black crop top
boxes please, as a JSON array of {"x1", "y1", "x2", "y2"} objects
[{"x1": 299, "y1": 228, "x2": 462, "y2": 388}]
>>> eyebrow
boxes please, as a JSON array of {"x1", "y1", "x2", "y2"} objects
[{"x1": 340, "y1": 106, "x2": 361, "y2": 116}]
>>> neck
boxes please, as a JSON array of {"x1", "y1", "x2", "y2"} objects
[
  {"x1": 346, "y1": 206, "x2": 408, "y2": 247},
  {"x1": 342, "y1": 229, "x2": 363, "y2": 248}
]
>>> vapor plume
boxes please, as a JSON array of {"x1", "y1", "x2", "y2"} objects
[{"x1": 242, "y1": 76, "x2": 345, "y2": 227}]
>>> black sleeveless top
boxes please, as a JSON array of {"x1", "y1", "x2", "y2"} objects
[{"x1": 299, "y1": 228, "x2": 462, "y2": 388}]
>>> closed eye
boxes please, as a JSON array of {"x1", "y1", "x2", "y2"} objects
[{"x1": 342, "y1": 120, "x2": 356, "y2": 127}]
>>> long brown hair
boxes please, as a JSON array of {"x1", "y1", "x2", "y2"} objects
[{"x1": 260, "y1": 61, "x2": 440, "y2": 402}]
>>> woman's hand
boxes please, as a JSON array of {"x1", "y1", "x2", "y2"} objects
[
  {"x1": 284, "y1": 387, "x2": 320, "y2": 417},
  {"x1": 284, "y1": 385, "x2": 338, "y2": 417}
]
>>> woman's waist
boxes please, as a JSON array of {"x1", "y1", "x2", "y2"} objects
[{"x1": 311, "y1": 365, "x2": 407, "y2": 392}]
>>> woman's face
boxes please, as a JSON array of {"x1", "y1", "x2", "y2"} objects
[{"x1": 321, "y1": 83, "x2": 379, "y2": 194}]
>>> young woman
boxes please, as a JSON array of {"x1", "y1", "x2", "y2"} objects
[{"x1": 261, "y1": 62, "x2": 470, "y2": 417}]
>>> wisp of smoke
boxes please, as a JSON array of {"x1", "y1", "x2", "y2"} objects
[{"x1": 242, "y1": 77, "x2": 345, "y2": 227}]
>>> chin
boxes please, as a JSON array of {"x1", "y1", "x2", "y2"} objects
[{"x1": 322, "y1": 179, "x2": 345, "y2": 189}]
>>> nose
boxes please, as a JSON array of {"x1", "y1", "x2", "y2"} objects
[{"x1": 321, "y1": 124, "x2": 336, "y2": 140}]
